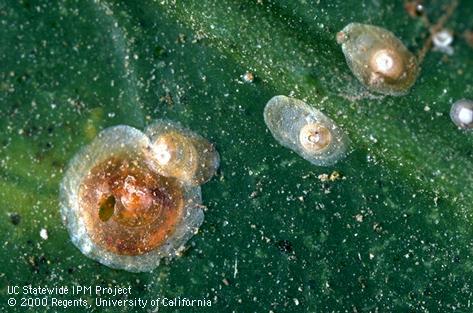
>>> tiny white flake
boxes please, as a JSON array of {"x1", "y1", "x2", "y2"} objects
[
  {"x1": 40, "y1": 228, "x2": 48, "y2": 240},
  {"x1": 233, "y1": 257, "x2": 238, "y2": 278}
]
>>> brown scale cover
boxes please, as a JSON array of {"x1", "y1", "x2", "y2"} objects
[{"x1": 79, "y1": 156, "x2": 185, "y2": 256}]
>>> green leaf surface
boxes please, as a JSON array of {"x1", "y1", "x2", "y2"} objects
[{"x1": 1, "y1": 0, "x2": 472, "y2": 312}]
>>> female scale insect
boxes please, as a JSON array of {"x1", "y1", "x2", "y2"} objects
[
  {"x1": 337, "y1": 23, "x2": 419, "y2": 96},
  {"x1": 60, "y1": 125, "x2": 205, "y2": 272},
  {"x1": 264, "y1": 95, "x2": 350, "y2": 166}
]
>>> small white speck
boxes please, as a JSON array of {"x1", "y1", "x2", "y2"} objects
[
  {"x1": 433, "y1": 29, "x2": 453, "y2": 48},
  {"x1": 433, "y1": 29, "x2": 454, "y2": 55},
  {"x1": 40, "y1": 228, "x2": 48, "y2": 240},
  {"x1": 355, "y1": 214, "x2": 363, "y2": 222},
  {"x1": 241, "y1": 71, "x2": 254, "y2": 83},
  {"x1": 234, "y1": 257, "x2": 238, "y2": 278}
]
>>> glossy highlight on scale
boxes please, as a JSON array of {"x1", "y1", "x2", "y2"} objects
[{"x1": 450, "y1": 99, "x2": 473, "y2": 129}]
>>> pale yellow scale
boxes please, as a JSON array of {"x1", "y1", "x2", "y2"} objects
[
  {"x1": 337, "y1": 23, "x2": 419, "y2": 96},
  {"x1": 144, "y1": 119, "x2": 220, "y2": 186}
]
